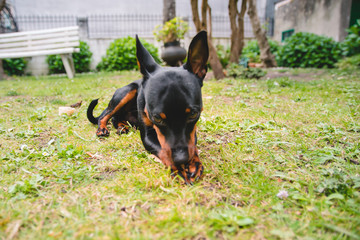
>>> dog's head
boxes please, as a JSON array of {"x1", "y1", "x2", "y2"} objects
[{"x1": 136, "y1": 31, "x2": 209, "y2": 168}]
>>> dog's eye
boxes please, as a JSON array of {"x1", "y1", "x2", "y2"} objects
[
  {"x1": 188, "y1": 111, "x2": 199, "y2": 120},
  {"x1": 153, "y1": 115, "x2": 163, "y2": 124}
]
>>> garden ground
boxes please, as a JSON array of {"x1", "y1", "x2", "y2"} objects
[{"x1": 0, "y1": 69, "x2": 359, "y2": 239}]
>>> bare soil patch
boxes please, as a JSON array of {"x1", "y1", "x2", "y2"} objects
[{"x1": 263, "y1": 69, "x2": 326, "y2": 81}]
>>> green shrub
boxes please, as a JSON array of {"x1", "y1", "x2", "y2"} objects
[
  {"x1": 335, "y1": 54, "x2": 360, "y2": 70},
  {"x1": 227, "y1": 63, "x2": 244, "y2": 78},
  {"x1": 3, "y1": 58, "x2": 27, "y2": 76},
  {"x1": 227, "y1": 63, "x2": 266, "y2": 79},
  {"x1": 47, "y1": 41, "x2": 93, "y2": 74},
  {"x1": 277, "y1": 32, "x2": 342, "y2": 68},
  {"x1": 96, "y1": 36, "x2": 160, "y2": 72},
  {"x1": 241, "y1": 39, "x2": 281, "y2": 63},
  {"x1": 216, "y1": 45, "x2": 230, "y2": 68},
  {"x1": 341, "y1": 19, "x2": 360, "y2": 57}
]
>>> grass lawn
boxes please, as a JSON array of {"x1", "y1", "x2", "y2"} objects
[{"x1": 0, "y1": 69, "x2": 359, "y2": 239}]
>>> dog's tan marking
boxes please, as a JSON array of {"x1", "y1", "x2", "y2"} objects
[
  {"x1": 188, "y1": 125, "x2": 197, "y2": 159},
  {"x1": 159, "y1": 112, "x2": 167, "y2": 119},
  {"x1": 153, "y1": 125, "x2": 173, "y2": 167},
  {"x1": 142, "y1": 108, "x2": 153, "y2": 127}
]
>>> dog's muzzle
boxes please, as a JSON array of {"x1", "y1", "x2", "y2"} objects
[{"x1": 172, "y1": 147, "x2": 189, "y2": 166}]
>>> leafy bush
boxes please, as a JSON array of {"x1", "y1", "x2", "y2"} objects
[
  {"x1": 335, "y1": 54, "x2": 360, "y2": 70},
  {"x1": 341, "y1": 19, "x2": 360, "y2": 57},
  {"x1": 227, "y1": 63, "x2": 243, "y2": 78},
  {"x1": 3, "y1": 58, "x2": 27, "y2": 76},
  {"x1": 216, "y1": 44, "x2": 230, "y2": 68},
  {"x1": 277, "y1": 32, "x2": 342, "y2": 68},
  {"x1": 241, "y1": 67, "x2": 266, "y2": 79},
  {"x1": 227, "y1": 63, "x2": 266, "y2": 79},
  {"x1": 241, "y1": 39, "x2": 281, "y2": 63},
  {"x1": 97, "y1": 36, "x2": 160, "y2": 72},
  {"x1": 47, "y1": 41, "x2": 92, "y2": 74}
]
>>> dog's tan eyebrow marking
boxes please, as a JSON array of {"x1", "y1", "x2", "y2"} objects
[
  {"x1": 142, "y1": 108, "x2": 153, "y2": 126},
  {"x1": 160, "y1": 113, "x2": 167, "y2": 119},
  {"x1": 185, "y1": 108, "x2": 191, "y2": 113}
]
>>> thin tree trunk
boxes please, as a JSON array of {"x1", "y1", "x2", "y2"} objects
[
  {"x1": 0, "y1": 0, "x2": 5, "y2": 11},
  {"x1": 228, "y1": 0, "x2": 247, "y2": 64},
  {"x1": 247, "y1": 0, "x2": 277, "y2": 67},
  {"x1": 0, "y1": 0, "x2": 6, "y2": 80},
  {"x1": 190, "y1": 0, "x2": 225, "y2": 80},
  {"x1": 237, "y1": 0, "x2": 247, "y2": 57},
  {"x1": 163, "y1": 0, "x2": 176, "y2": 23},
  {"x1": 228, "y1": 0, "x2": 239, "y2": 64},
  {"x1": 191, "y1": 0, "x2": 201, "y2": 30}
]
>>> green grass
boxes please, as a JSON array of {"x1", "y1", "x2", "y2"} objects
[{"x1": 0, "y1": 69, "x2": 359, "y2": 239}]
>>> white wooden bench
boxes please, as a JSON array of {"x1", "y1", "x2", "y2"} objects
[{"x1": 0, "y1": 26, "x2": 80, "y2": 78}]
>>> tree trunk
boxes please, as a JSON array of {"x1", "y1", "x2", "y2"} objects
[
  {"x1": 0, "y1": 0, "x2": 5, "y2": 11},
  {"x1": 247, "y1": 0, "x2": 277, "y2": 67},
  {"x1": 228, "y1": 0, "x2": 247, "y2": 64},
  {"x1": 190, "y1": 0, "x2": 225, "y2": 80},
  {"x1": 163, "y1": 0, "x2": 176, "y2": 23},
  {"x1": 0, "y1": 0, "x2": 6, "y2": 80}
]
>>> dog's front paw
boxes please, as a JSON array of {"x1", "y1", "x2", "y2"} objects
[
  {"x1": 170, "y1": 161, "x2": 203, "y2": 185},
  {"x1": 96, "y1": 127, "x2": 110, "y2": 137},
  {"x1": 186, "y1": 157, "x2": 204, "y2": 183},
  {"x1": 116, "y1": 125, "x2": 129, "y2": 135},
  {"x1": 171, "y1": 167, "x2": 193, "y2": 185}
]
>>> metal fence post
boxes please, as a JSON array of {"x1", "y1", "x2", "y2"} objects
[{"x1": 77, "y1": 16, "x2": 89, "y2": 39}]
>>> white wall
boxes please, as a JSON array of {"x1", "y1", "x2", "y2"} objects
[
  {"x1": 10, "y1": 0, "x2": 266, "y2": 18},
  {"x1": 274, "y1": 0, "x2": 352, "y2": 42}
]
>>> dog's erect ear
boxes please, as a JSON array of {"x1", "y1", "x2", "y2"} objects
[
  {"x1": 184, "y1": 31, "x2": 209, "y2": 81},
  {"x1": 136, "y1": 35, "x2": 159, "y2": 78}
]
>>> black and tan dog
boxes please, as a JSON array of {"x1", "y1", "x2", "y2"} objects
[{"x1": 87, "y1": 31, "x2": 209, "y2": 184}]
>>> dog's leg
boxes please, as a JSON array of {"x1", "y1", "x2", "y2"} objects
[
  {"x1": 96, "y1": 89, "x2": 137, "y2": 137},
  {"x1": 186, "y1": 151, "x2": 204, "y2": 183},
  {"x1": 96, "y1": 109, "x2": 111, "y2": 137}
]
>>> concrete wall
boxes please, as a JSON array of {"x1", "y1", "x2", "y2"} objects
[{"x1": 273, "y1": 0, "x2": 352, "y2": 42}]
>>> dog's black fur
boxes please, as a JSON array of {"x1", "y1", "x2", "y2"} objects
[{"x1": 87, "y1": 31, "x2": 209, "y2": 184}]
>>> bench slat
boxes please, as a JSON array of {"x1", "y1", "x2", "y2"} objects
[
  {"x1": 0, "y1": 30, "x2": 79, "y2": 44},
  {"x1": 0, "y1": 48, "x2": 80, "y2": 58},
  {"x1": 0, "y1": 42, "x2": 79, "y2": 53},
  {"x1": 0, "y1": 36, "x2": 80, "y2": 49},
  {"x1": 0, "y1": 26, "x2": 79, "y2": 39}
]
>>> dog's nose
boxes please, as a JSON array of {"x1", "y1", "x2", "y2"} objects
[{"x1": 172, "y1": 147, "x2": 189, "y2": 165}]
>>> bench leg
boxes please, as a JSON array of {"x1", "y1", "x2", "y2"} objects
[
  {"x1": 0, "y1": 59, "x2": 4, "y2": 80},
  {"x1": 61, "y1": 54, "x2": 75, "y2": 79}
]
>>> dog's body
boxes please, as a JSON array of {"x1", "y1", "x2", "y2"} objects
[{"x1": 87, "y1": 31, "x2": 209, "y2": 184}]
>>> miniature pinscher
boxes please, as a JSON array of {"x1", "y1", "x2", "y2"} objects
[{"x1": 87, "y1": 31, "x2": 209, "y2": 184}]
